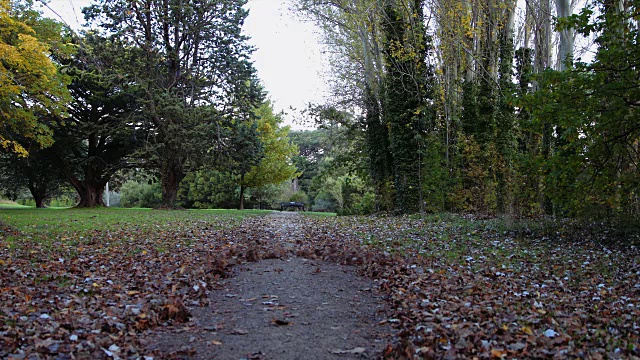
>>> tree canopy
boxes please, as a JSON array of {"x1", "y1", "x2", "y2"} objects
[
  {"x1": 85, "y1": 0, "x2": 259, "y2": 207},
  {"x1": 0, "y1": 0, "x2": 70, "y2": 157}
]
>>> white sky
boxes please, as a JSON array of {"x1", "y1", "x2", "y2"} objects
[{"x1": 37, "y1": 0, "x2": 328, "y2": 129}]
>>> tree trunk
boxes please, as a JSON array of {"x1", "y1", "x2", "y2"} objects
[
  {"x1": 75, "y1": 183, "x2": 105, "y2": 208},
  {"x1": 555, "y1": 0, "x2": 574, "y2": 70},
  {"x1": 161, "y1": 170, "x2": 183, "y2": 208},
  {"x1": 239, "y1": 174, "x2": 245, "y2": 210},
  {"x1": 360, "y1": 22, "x2": 393, "y2": 212},
  {"x1": 34, "y1": 197, "x2": 46, "y2": 208},
  {"x1": 62, "y1": 165, "x2": 106, "y2": 208},
  {"x1": 160, "y1": 152, "x2": 186, "y2": 208},
  {"x1": 364, "y1": 87, "x2": 393, "y2": 212},
  {"x1": 27, "y1": 172, "x2": 48, "y2": 208},
  {"x1": 496, "y1": 0, "x2": 517, "y2": 215}
]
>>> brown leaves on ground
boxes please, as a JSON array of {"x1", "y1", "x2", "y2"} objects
[
  {"x1": 299, "y1": 215, "x2": 640, "y2": 359},
  {"x1": 0, "y1": 216, "x2": 279, "y2": 358},
  {"x1": 1, "y1": 212, "x2": 639, "y2": 359}
]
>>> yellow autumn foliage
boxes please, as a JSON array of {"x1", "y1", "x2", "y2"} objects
[{"x1": 0, "y1": 0, "x2": 69, "y2": 157}]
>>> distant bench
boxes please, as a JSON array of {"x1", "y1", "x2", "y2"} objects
[{"x1": 280, "y1": 201, "x2": 305, "y2": 211}]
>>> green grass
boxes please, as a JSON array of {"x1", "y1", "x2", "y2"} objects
[
  {"x1": 0, "y1": 207, "x2": 269, "y2": 245},
  {"x1": 0, "y1": 199, "x2": 32, "y2": 209},
  {"x1": 302, "y1": 211, "x2": 337, "y2": 217}
]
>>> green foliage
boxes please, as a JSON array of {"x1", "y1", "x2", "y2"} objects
[
  {"x1": 241, "y1": 102, "x2": 298, "y2": 190},
  {"x1": 246, "y1": 182, "x2": 287, "y2": 209},
  {"x1": 290, "y1": 105, "x2": 371, "y2": 212},
  {"x1": 419, "y1": 134, "x2": 448, "y2": 213},
  {"x1": 119, "y1": 180, "x2": 162, "y2": 208},
  {"x1": 519, "y1": 0, "x2": 640, "y2": 219},
  {"x1": 312, "y1": 191, "x2": 336, "y2": 212},
  {"x1": 178, "y1": 170, "x2": 237, "y2": 209},
  {"x1": 0, "y1": 0, "x2": 70, "y2": 156},
  {"x1": 289, "y1": 191, "x2": 309, "y2": 204},
  {"x1": 87, "y1": 0, "x2": 259, "y2": 207}
]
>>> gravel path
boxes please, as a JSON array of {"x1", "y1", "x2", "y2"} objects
[{"x1": 146, "y1": 212, "x2": 392, "y2": 359}]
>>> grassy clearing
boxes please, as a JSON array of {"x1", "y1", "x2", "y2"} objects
[
  {"x1": 0, "y1": 207, "x2": 269, "y2": 250},
  {"x1": 0, "y1": 199, "x2": 31, "y2": 209}
]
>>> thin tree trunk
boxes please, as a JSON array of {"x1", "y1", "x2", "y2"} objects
[
  {"x1": 239, "y1": 174, "x2": 245, "y2": 210},
  {"x1": 555, "y1": 0, "x2": 574, "y2": 70}
]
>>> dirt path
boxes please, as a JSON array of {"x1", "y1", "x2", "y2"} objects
[{"x1": 145, "y1": 212, "x2": 392, "y2": 359}]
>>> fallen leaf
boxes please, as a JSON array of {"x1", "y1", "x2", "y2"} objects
[
  {"x1": 491, "y1": 349, "x2": 507, "y2": 358},
  {"x1": 270, "y1": 318, "x2": 293, "y2": 326},
  {"x1": 507, "y1": 342, "x2": 526, "y2": 351},
  {"x1": 520, "y1": 326, "x2": 533, "y2": 335},
  {"x1": 331, "y1": 347, "x2": 366, "y2": 355}
]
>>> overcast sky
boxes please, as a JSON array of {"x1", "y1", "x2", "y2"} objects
[{"x1": 37, "y1": 0, "x2": 328, "y2": 129}]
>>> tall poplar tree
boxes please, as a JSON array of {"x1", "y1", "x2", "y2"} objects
[{"x1": 382, "y1": 0, "x2": 435, "y2": 213}]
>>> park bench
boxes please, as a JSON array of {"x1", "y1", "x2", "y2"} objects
[{"x1": 280, "y1": 201, "x2": 305, "y2": 211}]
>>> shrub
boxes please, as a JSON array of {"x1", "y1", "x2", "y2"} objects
[
  {"x1": 120, "y1": 181, "x2": 161, "y2": 208},
  {"x1": 289, "y1": 191, "x2": 309, "y2": 204},
  {"x1": 312, "y1": 191, "x2": 335, "y2": 212}
]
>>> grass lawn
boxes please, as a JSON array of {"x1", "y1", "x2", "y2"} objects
[
  {"x1": 0, "y1": 207, "x2": 270, "y2": 249},
  {"x1": 301, "y1": 211, "x2": 337, "y2": 217}
]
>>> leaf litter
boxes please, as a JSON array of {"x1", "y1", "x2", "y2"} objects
[{"x1": 0, "y1": 211, "x2": 638, "y2": 359}]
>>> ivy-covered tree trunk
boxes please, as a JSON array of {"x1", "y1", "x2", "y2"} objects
[
  {"x1": 364, "y1": 87, "x2": 393, "y2": 212},
  {"x1": 381, "y1": 0, "x2": 432, "y2": 214},
  {"x1": 495, "y1": 1, "x2": 516, "y2": 214},
  {"x1": 239, "y1": 174, "x2": 246, "y2": 210}
]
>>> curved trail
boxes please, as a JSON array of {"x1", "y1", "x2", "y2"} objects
[{"x1": 146, "y1": 212, "x2": 392, "y2": 359}]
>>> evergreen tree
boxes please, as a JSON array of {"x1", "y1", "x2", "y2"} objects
[
  {"x1": 86, "y1": 0, "x2": 258, "y2": 207},
  {"x1": 50, "y1": 33, "x2": 142, "y2": 207}
]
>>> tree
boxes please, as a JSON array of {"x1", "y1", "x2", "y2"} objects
[
  {"x1": 523, "y1": 0, "x2": 640, "y2": 218},
  {"x1": 86, "y1": 0, "x2": 258, "y2": 207},
  {"x1": 238, "y1": 102, "x2": 298, "y2": 210},
  {"x1": 0, "y1": 0, "x2": 70, "y2": 157},
  {"x1": 49, "y1": 33, "x2": 143, "y2": 207},
  {"x1": 0, "y1": 143, "x2": 67, "y2": 207},
  {"x1": 382, "y1": 0, "x2": 436, "y2": 214},
  {"x1": 295, "y1": 0, "x2": 394, "y2": 211},
  {"x1": 229, "y1": 120, "x2": 264, "y2": 210},
  {"x1": 290, "y1": 105, "x2": 372, "y2": 213}
]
